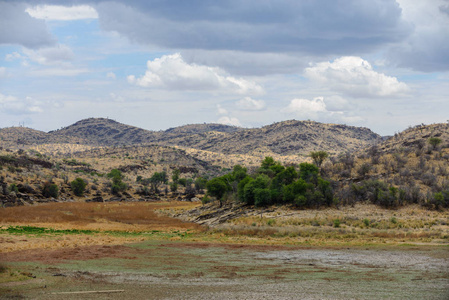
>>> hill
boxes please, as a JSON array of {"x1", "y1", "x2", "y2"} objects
[
  {"x1": 1, "y1": 118, "x2": 381, "y2": 156},
  {"x1": 324, "y1": 122, "x2": 449, "y2": 208},
  {"x1": 165, "y1": 120, "x2": 381, "y2": 156}
]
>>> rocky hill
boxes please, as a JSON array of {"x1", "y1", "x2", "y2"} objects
[
  {"x1": 0, "y1": 118, "x2": 382, "y2": 156},
  {"x1": 325, "y1": 122, "x2": 449, "y2": 208},
  {"x1": 166, "y1": 120, "x2": 381, "y2": 156}
]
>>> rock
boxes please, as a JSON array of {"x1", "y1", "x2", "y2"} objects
[{"x1": 86, "y1": 196, "x2": 104, "y2": 203}]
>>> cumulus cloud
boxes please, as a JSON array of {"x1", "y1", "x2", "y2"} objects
[
  {"x1": 0, "y1": 2, "x2": 55, "y2": 48},
  {"x1": 282, "y1": 96, "x2": 364, "y2": 124},
  {"x1": 236, "y1": 97, "x2": 266, "y2": 111},
  {"x1": 128, "y1": 53, "x2": 264, "y2": 94},
  {"x1": 282, "y1": 97, "x2": 327, "y2": 115},
  {"x1": 0, "y1": 93, "x2": 43, "y2": 115},
  {"x1": 305, "y1": 56, "x2": 409, "y2": 97},
  {"x1": 217, "y1": 116, "x2": 242, "y2": 127},
  {"x1": 26, "y1": 4, "x2": 98, "y2": 21}
]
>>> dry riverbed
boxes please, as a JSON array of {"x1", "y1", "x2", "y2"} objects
[{"x1": 1, "y1": 201, "x2": 448, "y2": 299}]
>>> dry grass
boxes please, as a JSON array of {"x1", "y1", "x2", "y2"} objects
[
  {"x1": 0, "y1": 201, "x2": 202, "y2": 232},
  {"x1": 215, "y1": 204, "x2": 449, "y2": 245}
]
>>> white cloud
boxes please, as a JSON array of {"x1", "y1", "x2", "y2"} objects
[
  {"x1": 281, "y1": 96, "x2": 364, "y2": 125},
  {"x1": 236, "y1": 97, "x2": 266, "y2": 111},
  {"x1": 110, "y1": 93, "x2": 124, "y2": 102},
  {"x1": 282, "y1": 97, "x2": 327, "y2": 115},
  {"x1": 0, "y1": 94, "x2": 43, "y2": 115},
  {"x1": 106, "y1": 72, "x2": 116, "y2": 79},
  {"x1": 5, "y1": 52, "x2": 22, "y2": 62},
  {"x1": 128, "y1": 53, "x2": 264, "y2": 95},
  {"x1": 305, "y1": 56, "x2": 409, "y2": 97},
  {"x1": 217, "y1": 104, "x2": 228, "y2": 115},
  {"x1": 28, "y1": 68, "x2": 88, "y2": 77},
  {"x1": 26, "y1": 5, "x2": 98, "y2": 21},
  {"x1": 218, "y1": 116, "x2": 242, "y2": 127},
  {"x1": 22, "y1": 44, "x2": 74, "y2": 66}
]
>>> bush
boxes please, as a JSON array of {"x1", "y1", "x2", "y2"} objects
[
  {"x1": 71, "y1": 178, "x2": 87, "y2": 196},
  {"x1": 108, "y1": 169, "x2": 127, "y2": 194},
  {"x1": 8, "y1": 183, "x2": 19, "y2": 194},
  {"x1": 357, "y1": 163, "x2": 371, "y2": 177},
  {"x1": 363, "y1": 218, "x2": 370, "y2": 227},
  {"x1": 333, "y1": 219, "x2": 341, "y2": 228},
  {"x1": 42, "y1": 182, "x2": 59, "y2": 198},
  {"x1": 429, "y1": 137, "x2": 442, "y2": 150}
]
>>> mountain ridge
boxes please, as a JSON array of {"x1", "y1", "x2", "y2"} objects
[{"x1": 1, "y1": 118, "x2": 381, "y2": 155}]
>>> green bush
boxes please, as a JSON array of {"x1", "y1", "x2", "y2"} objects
[
  {"x1": 42, "y1": 182, "x2": 58, "y2": 198},
  {"x1": 8, "y1": 183, "x2": 19, "y2": 194},
  {"x1": 333, "y1": 219, "x2": 341, "y2": 228},
  {"x1": 71, "y1": 178, "x2": 87, "y2": 196},
  {"x1": 363, "y1": 218, "x2": 370, "y2": 227},
  {"x1": 108, "y1": 169, "x2": 127, "y2": 194}
]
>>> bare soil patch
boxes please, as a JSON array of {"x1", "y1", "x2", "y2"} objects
[{"x1": 0, "y1": 244, "x2": 145, "y2": 264}]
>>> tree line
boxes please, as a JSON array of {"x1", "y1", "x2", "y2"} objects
[{"x1": 206, "y1": 156, "x2": 334, "y2": 208}]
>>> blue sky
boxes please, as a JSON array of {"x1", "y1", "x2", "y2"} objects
[{"x1": 1, "y1": 0, "x2": 448, "y2": 135}]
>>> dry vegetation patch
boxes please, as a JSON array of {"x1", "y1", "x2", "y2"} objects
[{"x1": 0, "y1": 201, "x2": 202, "y2": 232}]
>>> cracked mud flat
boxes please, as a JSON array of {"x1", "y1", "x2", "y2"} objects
[{"x1": 2, "y1": 242, "x2": 448, "y2": 299}]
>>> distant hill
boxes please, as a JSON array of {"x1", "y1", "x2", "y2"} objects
[
  {"x1": 0, "y1": 118, "x2": 381, "y2": 155},
  {"x1": 165, "y1": 120, "x2": 381, "y2": 156}
]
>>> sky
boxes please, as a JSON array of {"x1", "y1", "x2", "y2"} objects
[{"x1": 0, "y1": 0, "x2": 448, "y2": 135}]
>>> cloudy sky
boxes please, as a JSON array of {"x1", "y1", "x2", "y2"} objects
[{"x1": 1, "y1": 0, "x2": 448, "y2": 135}]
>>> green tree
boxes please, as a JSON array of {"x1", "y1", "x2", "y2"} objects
[
  {"x1": 108, "y1": 169, "x2": 127, "y2": 195},
  {"x1": 237, "y1": 176, "x2": 253, "y2": 202},
  {"x1": 428, "y1": 137, "x2": 442, "y2": 150},
  {"x1": 206, "y1": 177, "x2": 229, "y2": 207},
  {"x1": 299, "y1": 162, "x2": 319, "y2": 183},
  {"x1": 254, "y1": 188, "x2": 272, "y2": 207},
  {"x1": 243, "y1": 175, "x2": 270, "y2": 205},
  {"x1": 231, "y1": 165, "x2": 247, "y2": 182},
  {"x1": 42, "y1": 182, "x2": 59, "y2": 198},
  {"x1": 150, "y1": 171, "x2": 168, "y2": 193},
  {"x1": 172, "y1": 168, "x2": 180, "y2": 183},
  {"x1": 107, "y1": 169, "x2": 123, "y2": 180},
  {"x1": 310, "y1": 151, "x2": 329, "y2": 168},
  {"x1": 194, "y1": 177, "x2": 208, "y2": 192},
  {"x1": 282, "y1": 178, "x2": 309, "y2": 204},
  {"x1": 177, "y1": 178, "x2": 187, "y2": 187},
  {"x1": 71, "y1": 178, "x2": 87, "y2": 196},
  {"x1": 261, "y1": 156, "x2": 276, "y2": 169}
]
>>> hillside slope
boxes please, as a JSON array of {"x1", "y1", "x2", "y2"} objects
[{"x1": 325, "y1": 122, "x2": 449, "y2": 208}]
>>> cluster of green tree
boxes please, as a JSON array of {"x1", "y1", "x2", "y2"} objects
[{"x1": 206, "y1": 157, "x2": 334, "y2": 208}]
